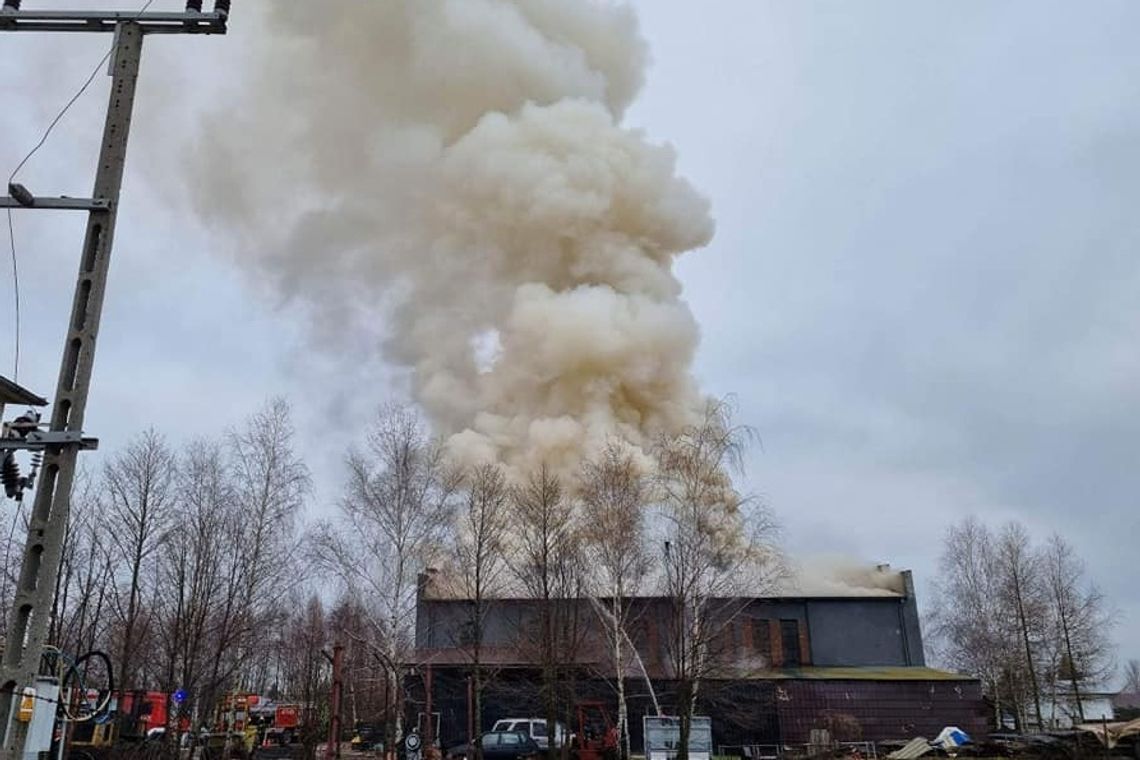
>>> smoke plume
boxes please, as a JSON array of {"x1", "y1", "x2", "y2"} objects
[
  {"x1": 194, "y1": 1, "x2": 714, "y2": 476},
  {"x1": 784, "y1": 556, "x2": 907, "y2": 597}
]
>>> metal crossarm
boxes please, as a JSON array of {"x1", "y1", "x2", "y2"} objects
[{"x1": 0, "y1": 9, "x2": 227, "y2": 34}]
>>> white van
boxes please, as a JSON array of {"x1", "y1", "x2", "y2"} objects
[{"x1": 490, "y1": 718, "x2": 569, "y2": 749}]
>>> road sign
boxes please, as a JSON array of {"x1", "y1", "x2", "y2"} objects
[{"x1": 406, "y1": 730, "x2": 422, "y2": 760}]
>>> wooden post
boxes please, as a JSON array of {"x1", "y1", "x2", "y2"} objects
[
  {"x1": 425, "y1": 663, "x2": 434, "y2": 752},
  {"x1": 327, "y1": 645, "x2": 344, "y2": 760},
  {"x1": 467, "y1": 675, "x2": 474, "y2": 745}
]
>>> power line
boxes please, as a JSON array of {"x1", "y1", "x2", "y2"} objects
[{"x1": 4, "y1": 0, "x2": 156, "y2": 382}]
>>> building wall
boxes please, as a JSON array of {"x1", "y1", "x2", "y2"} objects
[
  {"x1": 418, "y1": 592, "x2": 926, "y2": 672},
  {"x1": 806, "y1": 600, "x2": 921, "y2": 667},
  {"x1": 412, "y1": 577, "x2": 985, "y2": 748},
  {"x1": 406, "y1": 673, "x2": 988, "y2": 748},
  {"x1": 900, "y1": 571, "x2": 927, "y2": 666},
  {"x1": 774, "y1": 679, "x2": 987, "y2": 743}
]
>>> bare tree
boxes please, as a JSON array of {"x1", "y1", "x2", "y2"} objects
[
  {"x1": 0, "y1": 496, "x2": 29, "y2": 638},
  {"x1": 46, "y1": 465, "x2": 116, "y2": 714},
  {"x1": 328, "y1": 596, "x2": 389, "y2": 733},
  {"x1": 928, "y1": 518, "x2": 1012, "y2": 726},
  {"x1": 653, "y1": 399, "x2": 783, "y2": 760},
  {"x1": 931, "y1": 519, "x2": 1119, "y2": 731},
  {"x1": 0, "y1": 400, "x2": 311, "y2": 741},
  {"x1": 579, "y1": 443, "x2": 651, "y2": 760},
  {"x1": 196, "y1": 399, "x2": 310, "y2": 714},
  {"x1": 230, "y1": 398, "x2": 310, "y2": 667},
  {"x1": 1123, "y1": 659, "x2": 1140, "y2": 693},
  {"x1": 157, "y1": 439, "x2": 236, "y2": 736},
  {"x1": 512, "y1": 465, "x2": 586, "y2": 760},
  {"x1": 450, "y1": 463, "x2": 511, "y2": 754},
  {"x1": 104, "y1": 428, "x2": 177, "y2": 690},
  {"x1": 278, "y1": 593, "x2": 329, "y2": 760},
  {"x1": 310, "y1": 404, "x2": 456, "y2": 747},
  {"x1": 995, "y1": 522, "x2": 1049, "y2": 730},
  {"x1": 1042, "y1": 534, "x2": 1116, "y2": 723}
]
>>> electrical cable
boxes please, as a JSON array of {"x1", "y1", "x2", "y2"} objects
[
  {"x1": 61, "y1": 649, "x2": 114, "y2": 722},
  {"x1": 4, "y1": 0, "x2": 156, "y2": 381}
]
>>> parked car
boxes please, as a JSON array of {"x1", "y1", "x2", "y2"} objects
[
  {"x1": 446, "y1": 731, "x2": 541, "y2": 760},
  {"x1": 491, "y1": 718, "x2": 569, "y2": 749}
]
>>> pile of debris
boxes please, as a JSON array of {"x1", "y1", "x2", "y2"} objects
[{"x1": 882, "y1": 723, "x2": 1140, "y2": 760}]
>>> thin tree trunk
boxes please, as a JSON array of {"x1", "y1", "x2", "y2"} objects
[
  {"x1": 1012, "y1": 571, "x2": 1043, "y2": 728},
  {"x1": 1059, "y1": 607, "x2": 1084, "y2": 722}
]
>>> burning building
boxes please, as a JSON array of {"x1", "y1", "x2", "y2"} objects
[{"x1": 412, "y1": 567, "x2": 988, "y2": 750}]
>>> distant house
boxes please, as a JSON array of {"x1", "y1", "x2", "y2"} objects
[{"x1": 1038, "y1": 693, "x2": 1115, "y2": 729}]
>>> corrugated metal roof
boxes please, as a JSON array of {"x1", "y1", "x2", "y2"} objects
[
  {"x1": 886, "y1": 737, "x2": 932, "y2": 760},
  {"x1": 1077, "y1": 718, "x2": 1140, "y2": 749}
]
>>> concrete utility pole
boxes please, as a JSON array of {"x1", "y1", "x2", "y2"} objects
[{"x1": 0, "y1": 3, "x2": 228, "y2": 756}]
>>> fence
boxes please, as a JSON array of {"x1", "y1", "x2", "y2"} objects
[{"x1": 716, "y1": 741, "x2": 879, "y2": 760}]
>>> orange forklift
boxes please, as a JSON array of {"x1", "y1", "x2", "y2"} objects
[{"x1": 571, "y1": 703, "x2": 618, "y2": 760}]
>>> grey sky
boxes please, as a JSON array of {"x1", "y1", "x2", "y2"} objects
[{"x1": 1, "y1": 1, "x2": 1137, "y2": 675}]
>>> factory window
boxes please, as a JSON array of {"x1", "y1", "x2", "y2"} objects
[
  {"x1": 715, "y1": 621, "x2": 737, "y2": 657},
  {"x1": 457, "y1": 620, "x2": 477, "y2": 647},
  {"x1": 780, "y1": 619, "x2": 801, "y2": 667},
  {"x1": 752, "y1": 619, "x2": 772, "y2": 662}
]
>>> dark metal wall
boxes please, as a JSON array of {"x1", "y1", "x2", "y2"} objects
[
  {"x1": 418, "y1": 593, "x2": 927, "y2": 670},
  {"x1": 805, "y1": 600, "x2": 920, "y2": 666},
  {"x1": 405, "y1": 672, "x2": 987, "y2": 750},
  {"x1": 774, "y1": 680, "x2": 988, "y2": 744}
]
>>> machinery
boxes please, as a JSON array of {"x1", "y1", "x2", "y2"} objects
[
  {"x1": 68, "y1": 690, "x2": 167, "y2": 751},
  {"x1": 573, "y1": 703, "x2": 618, "y2": 760}
]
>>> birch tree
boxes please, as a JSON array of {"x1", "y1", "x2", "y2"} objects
[
  {"x1": 654, "y1": 400, "x2": 784, "y2": 760},
  {"x1": 450, "y1": 463, "x2": 511, "y2": 753},
  {"x1": 310, "y1": 404, "x2": 456, "y2": 747},
  {"x1": 928, "y1": 518, "x2": 1012, "y2": 725},
  {"x1": 995, "y1": 522, "x2": 1048, "y2": 729},
  {"x1": 580, "y1": 443, "x2": 651, "y2": 760},
  {"x1": 513, "y1": 465, "x2": 585, "y2": 760},
  {"x1": 931, "y1": 519, "x2": 1118, "y2": 730},
  {"x1": 1042, "y1": 533, "x2": 1115, "y2": 722}
]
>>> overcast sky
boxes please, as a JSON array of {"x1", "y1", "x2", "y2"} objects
[{"x1": 1, "y1": 1, "x2": 1136, "y2": 676}]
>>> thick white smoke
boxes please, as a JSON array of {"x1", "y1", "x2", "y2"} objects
[
  {"x1": 194, "y1": 0, "x2": 714, "y2": 477},
  {"x1": 784, "y1": 556, "x2": 907, "y2": 597}
]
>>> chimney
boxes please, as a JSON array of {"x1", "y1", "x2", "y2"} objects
[{"x1": 417, "y1": 567, "x2": 439, "y2": 599}]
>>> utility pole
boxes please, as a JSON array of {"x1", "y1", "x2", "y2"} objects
[{"x1": 0, "y1": 3, "x2": 228, "y2": 757}]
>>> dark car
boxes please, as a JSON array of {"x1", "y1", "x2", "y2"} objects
[{"x1": 446, "y1": 731, "x2": 541, "y2": 760}]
